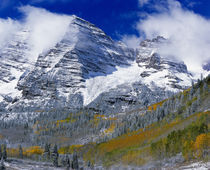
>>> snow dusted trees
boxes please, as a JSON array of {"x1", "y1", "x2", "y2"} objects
[
  {"x1": 52, "y1": 144, "x2": 59, "y2": 167},
  {"x1": 0, "y1": 158, "x2": 5, "y2": 170},
  {"x1": 19, "y1": 145, "x2": 23, "y2": 159},
  {"x1": 43, "y1": 143, "x2": 51, "y2": 161},
  {"x1": 66, "y1": 156, "x2": 71, "y2": 170},
  {"x1": 0, "y1": 75, "x2": 208, "y2": 167},
  {"x1": 0, "y1": 146, "x2": 1, "y2": 160},
  {"x1": 2, "y1": 145, "x2": 6, "y2": 161},
  {"x1": 61, "y1": 154, "x2": 70, "y2": 169},
  {"x1": 72, "y1": 152, "x2": 79, "y2": 170}
]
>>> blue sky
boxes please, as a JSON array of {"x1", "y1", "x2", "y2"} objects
[
  {"x1": 0, "y1": 0, "x2": 210, "y2": 39},
  {"x1": 0, "y1": 0, "x2": 209, "y2": 74}
]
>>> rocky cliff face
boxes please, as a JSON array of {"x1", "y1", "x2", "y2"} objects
[
  {"x1": 0, "y1": 30, "x2": 33, "y2": 111},
  {"x1": 137, "y1": 36, "x2": 192, "y2": 90},
  {"x1": 11, "y1": 16, "x2": 135, "y2": 112},
  {"x1": 86, "y1": 37, "x2": 193, "y2": 113},
  {"x1": 0, "y1": 16, "x2": 196, "y2": 117}
]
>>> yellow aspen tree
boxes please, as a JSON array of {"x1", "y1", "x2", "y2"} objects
[{"x1": 194, "y1": 133, "x2": 209, "y2": 159}]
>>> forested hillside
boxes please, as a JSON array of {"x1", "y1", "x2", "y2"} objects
[
  {"x1": 0, "y1": 74, "x2": 209, "y2": 169},
  {"x1": 80, "y1": 74, "x2": 210, "y2": 168}
]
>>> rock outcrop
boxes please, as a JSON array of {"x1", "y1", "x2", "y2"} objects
[{"x1": 0, "y1": 17, "x2": 196, "y2": 116}]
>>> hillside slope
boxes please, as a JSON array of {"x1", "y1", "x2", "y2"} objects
[
  {"x1": 79, "y1": 75, "x2": 210, "y2": 168},
  {"x1": 0, "y1": 73, "x2": 209, "y2": 169}
]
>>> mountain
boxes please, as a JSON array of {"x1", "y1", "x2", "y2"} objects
[
  {"x1": 0, "y1": 15, "x2": 209, "y2": 169},
  {"x1": 1, "y1": 69, "x2": 209, "y2": 170},
  {"x1": 0, "y1": 15, "x2": 197, "y2": 118},
  {"x1": 81, "y1": 75, "x2": 210, "y2": 169},
  {"x1": 0, "y1": 30, "x2": 32, "y2": 110}
]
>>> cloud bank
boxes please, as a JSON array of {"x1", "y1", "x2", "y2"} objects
[
  {"x1": 124, "y1": 0, "x2": 210, "y2": 73},
  {"x1": 0, "y1": 6, "x2": 72, "y2": 61}
]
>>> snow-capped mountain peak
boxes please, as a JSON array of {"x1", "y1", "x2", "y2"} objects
[{"x1": 0, "y1": 16, "x2": 201, "y2": 116}]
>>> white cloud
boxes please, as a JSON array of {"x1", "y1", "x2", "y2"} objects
[
  {"x1": 124, "y1": 0, "x2": 210, "y2": 73},
  {"x1": 0, "y1": 6, "x2": 73, "y2": 62},
  {"x1": 122, "y1": 35, "x2": 142, "y2": 48},
  {"x1": 0, "y1": 18, "x2": 20, "y2": 49},
  {"x1": 19, "y1": 6, "x2": 72, "y2": 61},
  {"x1": 139, "y1": 0, "x2": 150, "y2": 7}
]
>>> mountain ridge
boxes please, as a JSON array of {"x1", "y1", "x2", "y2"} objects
[
  {"x1": 0, "y1": 15, "x2": 206, "y2": 117},
  {"x1": 0, "y1": 15, "x2": 209, "y2": 170}
]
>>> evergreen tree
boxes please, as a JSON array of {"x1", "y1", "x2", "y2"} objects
[
  {"x1": 2, "y1": 145, "x2": 7, "y2": 161},
  {"x1": 87, "y1": 160, "x2": 91, "y2": 167},
  {"x1": 0, "y1": 146, "x2": 2, "y2": 160},
  {"x1": 66, "y1": 156, "x2": 70, "y2": 170},
  {"x1": 203, "y1": 82, "x2": 208, "y2": 93},
  {"x1": 0, "y1": 158, "x2": 5, "y2": 170},
  {"x1": 87, "y1": 160, "x2": 94, "y2": 169},
  {"x1": 61, "y1": 154, "x2": 69, "y2": 167},
  {"x1": 43, "y1": 143, "x2": 50, "y2": 160},
  {"x1": 191, "y1": 79, "x2": 194, "y2": 88},
  {"x1": 19, "y1": 145, "x2": 23, "y2": 159},
  {"x1": 52, "y1": 144, "x2": 59, "y2": 167},
  {"x1": 72, "y1": 152, "x2": 79, "y2": 170}
]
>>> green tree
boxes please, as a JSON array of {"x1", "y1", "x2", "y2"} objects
[
  {"x1": 2, "y1": 145, "x2": 7, "y2": 161},
  {"x1": 72, "y1": 152, "x2": 79, "y2": 170},
  {"x1": 0, "y1": 146, "x2": 2, "y2": 160},
  {"x1": 66, "y1": 155, "x2": 70, "y2": 170},
  {"x1": 0, "y1": 158, "x2": 5, "y2": 170},
  {"x1": 52, "y1": 144, "x2": 59, "y2": 167},
  {"x1": 19, "y1": 145, "x2": 23, "y2": 159},
  {"x1": 43, "y1": 143, "x2": 51, "y2": 160}
]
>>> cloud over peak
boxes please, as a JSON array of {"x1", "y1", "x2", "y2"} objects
[
  {"x1": 19, "y1": 6, "x2": 72, "y2": 59},
  {"x1": 0, "y1": 6, "x2": 72, "y2": 61},
  {"x1": 124, "y1": 0, "x2": 210, "y2": 74}
]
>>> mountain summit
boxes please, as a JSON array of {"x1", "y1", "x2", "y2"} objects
[{"x1": 0, "y1": 16, "x2": 197, "y2": 117}]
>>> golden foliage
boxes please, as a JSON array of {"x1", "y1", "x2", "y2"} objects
[
  {"x1": 83, "y1": 111, "x2": 209, "y2": 166},
  {"x1": 58, "y1": 144, "x2": 83, "y2": 154},
  {"x1": 90, "y1": 114, "x2": 116, "y2": 127},
  {"x1": 148, "y1": 100, "x2": 167, "y2": 111},
  {"x1": 183, "y1": 140, "x2": 194, "y2": 160},
  {"x1": 104, "y1": 123, "x2": 115, "y2": 134},
  {"x1": 7, "y1": 148, "x2": 19, "y2": 157},
  {"x1": 56, "y1": 115, "x2": 76, "y2": 127},
  {"x1": 25, "y1": 146, "x2": 43, "y2": 156},
  {"x1": 121, "y1": 147, "x2": 149, "y2": 166},
  {"x1": 7, "y1": 146, "x2": 43, "y2": 158},
  {"x1": 194, "y1": 133, "x2": 210, "y2": 158}
]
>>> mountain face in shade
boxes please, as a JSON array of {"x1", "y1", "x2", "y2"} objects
[{"x1": 0, "y1": 16, "x2": 200, "y2": 118}]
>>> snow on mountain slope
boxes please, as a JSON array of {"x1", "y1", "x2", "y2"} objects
[
  {"x1": 137, "y1": 36, "x2": 193, "y2": 89},
  {"x1": 4, "y1": 15, "x2": 135, "y2": 112},
  {"x1": 82, "y1": 37, "x2": 193, "y2": 107},
  {"x1": 82, "y1": 60, "x2": 191, "y2": 106},
  {"x1": 82, "y1": 62, "x2": 141, "y2": 105},
  {"x1": 0, "y1": 16, "x2": 198, "y2": 115},
  {"x1": 0, "y1": 30, "x2": 31, "y2": 104},
  {"x1": 0, "y1": 14, "x2": 75, "y2": 104}
]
